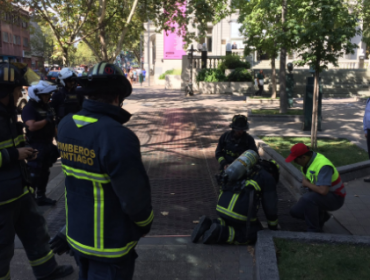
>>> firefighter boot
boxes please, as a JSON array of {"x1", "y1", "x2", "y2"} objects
[
  {"x1": 191, "y1": 216, "x2": 212, "y2": 243},
  {"x1": 37, "y1": 265, "x2": 74, "y2": 280},
  {"x1": 202, "y1": 223, "x2": 229, "y2": 244}
]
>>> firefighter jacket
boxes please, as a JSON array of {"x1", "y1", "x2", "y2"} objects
[
  {"x1": 50, "y1": 87, "x2": 84, "y2": 123},
  {"x1": 302, "y1": 153, "x2": 346, "y2": 197},
  {"x1": 57, "y1": 99, "x2": 153, "y2": 262},
  {"x1": 23, "y1": 100, "x2": 56, "y2": 143},
  {"x1": 216, "y1": 168, "x2": 278, "y2": 229},
  {"x1": 215, "y1": 131, "x2": 258, "y2": 167},
  {"x1": 0, "y1": 102, "x2": 30, "y2": 206}
]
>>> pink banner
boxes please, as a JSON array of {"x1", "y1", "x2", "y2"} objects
[{"x1": 163, "y1": 4, "x2": 186, "y2": 60}]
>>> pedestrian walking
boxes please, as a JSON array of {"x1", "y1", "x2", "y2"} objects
[
  {"x1": 286, "y1": 143, "x2": 346, "y2": 232},
  {"x1": 0, "y1": 62, "x2": 73, "y2": 280},
  {"x1": 22, "y1": 81, "x2": 59, "y2": 206},
  {"x1": 364, "y1": 97, "x2": 370, "y2": 182},
  {"x1": 133, "y1": 68, "x2": 137, "y2": 83},
  {"x1": 255, "y1": 70, "x2": 265, "y2": 96},
  {"x1": 137, "y1": 68, "x2": 143, "y2": 86},
  {"x1": 50, "y1": 67, "x2": 84, "y2": 125},
  {"x1": 49, "y1": 62, "x2": 153, "y2": 279},
  {"x1": 216, "y1": 115, "x2": 258, "y2": 171},
  {"x1": 142, "y1": 68, "x2": 146, "y2": 82}
]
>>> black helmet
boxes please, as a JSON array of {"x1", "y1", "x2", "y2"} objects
[
  {"x1": 77, "y1": 62, "x2": 132, "y2": 99},
  {"x1": 0, "y1": 62, "x2": 40, "y2": 98},
  {"x1": 230, "y1": 114, "x2": 249, "y2": 131}
]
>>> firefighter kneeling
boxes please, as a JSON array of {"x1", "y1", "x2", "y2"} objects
[{"x1": 192, "y1": 150, "x2": 279, "y2": 245}]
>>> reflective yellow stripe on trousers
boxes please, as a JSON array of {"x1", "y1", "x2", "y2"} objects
[
  {"x1": 0, "y1": 187, "x2": 29, "y2": 206},
  {"x1": 29, "y1": 250, "x2": 54, "y2": 266}
]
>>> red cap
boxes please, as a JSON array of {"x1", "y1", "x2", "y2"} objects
[{"x1": 285, "y1": 143, "x2": 310, "y2": 163}]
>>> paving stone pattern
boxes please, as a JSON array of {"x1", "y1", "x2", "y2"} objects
[{"x1": 43, "y1": 105, "x2": 307, "y2": 236}]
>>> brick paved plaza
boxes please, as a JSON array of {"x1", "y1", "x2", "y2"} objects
[{"x1": 10, "y1": 86, "x2": 370, "y2": 279}]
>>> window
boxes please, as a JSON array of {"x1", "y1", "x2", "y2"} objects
[
  {"x1": 22, "y1": 21, "x2": 28, "y2": 28},
  {"x1": 16, "y1": 36, "x2": 21, "y2": 45},
  {"x1": 13, "y1": 35, "x2": 17, "y2": 44},
  {"x1": 207, "y1": 37, "x2": 213, "y2": 52},
  {"x1": 23, "y1": 37, "x2": 29, "y2": 47},
  {"x1": 3, "y1": 32, "x2": 8, "y2": 43}
]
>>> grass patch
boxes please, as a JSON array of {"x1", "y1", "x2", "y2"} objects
[
  {"x1": 252, "y1": 109, "x2": 302, "y2": 115},
  {"x1": 275, "y1": 238, "x2": 370, "y2": 280},
  {"x1": 259, "y1": 136, "x2": 368, "y2": 168},
  {"x1": 158, "y1": 69, "x2": 182, "y2": 80},
  {"x1": 248, "y1": 96, "x2": 280, "y2": 99}
]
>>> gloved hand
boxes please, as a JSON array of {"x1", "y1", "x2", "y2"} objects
[
  {"x1": 49, "y1": 226, "x2": 74, "y2": 256},
  {"x1": 219, "y1": 160, "x2": 227, "y2": 171}
]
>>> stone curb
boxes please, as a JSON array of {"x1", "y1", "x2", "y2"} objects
[
  {"x1": 255, "y1": 230, "x2": 370, "y2": 280},
  {"x1": 247, "y1": 108, "x2": 304, "y2": 123},
  {"x1": 246, "y1": 97, "x2": 281, "y2": 105}
]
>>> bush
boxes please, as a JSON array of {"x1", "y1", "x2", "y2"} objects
[
  {"x1": 196, "y1": 69, "x2": 227, "y2": 82},
  {"x1": 226, "y1": 68, "x2": 253, "y2": 82},
  {"x1": 158, "y1": 69, "x2": 182, "y2": 80},
  {"x1": 218, "y1": 55, "x2": 251, "y2": 72}
]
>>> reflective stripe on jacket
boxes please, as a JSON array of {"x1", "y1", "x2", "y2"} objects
[
  {"x1": 58, "y1": 99, "x2": 153, "y2": 262},
  {"x1": 0, "y1": 103, "x2": 28, "y2": 205},
  {"x1": 216, "y1": 168, "x2": 278, "y2": 226},
  {"x1": 302, "y1": 153, "x2": 346, "y2": 197}
]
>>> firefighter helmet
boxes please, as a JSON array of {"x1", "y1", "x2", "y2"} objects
[
  {"x1": 77, "y1": 62, "x2": 132, "y2": 100},
  {"x1": 0, "y1": 62, "x2": 40, "y2": 98},
  {"x1": 230, "y1": 115, "x2": 249, "y2": 131}
]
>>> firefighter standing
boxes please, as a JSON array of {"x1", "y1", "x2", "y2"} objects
[
  {"x1": 49, "y1": 62, "x2": 153, "y2": 279},
  {"x1": 192, "y1": 150, "x2": 279, "y2": 245},
  {"x1": 50, "y1": 67, "x2": 84, "y2": 124},
  {"x1": 216, "y1": 115, "x2": 258, "y2": 171},
  {"x1": 286, "y1": 143, "x2": 346, "y2": 232},
  {"x1": 21, "y1": 81, "x2": 59, "y2": 206},
  {"x1": 0, "y1": 62, "x2": 73, "y2": 280}
]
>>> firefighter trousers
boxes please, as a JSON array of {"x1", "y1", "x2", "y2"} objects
[
  {"x1": 0, "y1": 193, "x2": 57, "y2": 279},
  {"x1": 214, "y1": 218, "x2": 262, "y2": 245},
  {"x1": 73, "y1": 250, "x2": 137, "y2": 280}
]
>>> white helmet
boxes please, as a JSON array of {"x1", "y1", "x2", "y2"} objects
[
  {"x1": 28, "y1": 80, "x2": 58, "y2": 102},
  {"x1": 58, "y1": 67, "x2": 78, "y2": 86}
]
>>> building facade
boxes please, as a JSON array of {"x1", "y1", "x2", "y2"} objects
[
  {"x1": 0, "y1": 7, "x2": 32, "y2": 66},
  {"x1": 144, "y1": 13, "x2": 368, "y2": 83}
]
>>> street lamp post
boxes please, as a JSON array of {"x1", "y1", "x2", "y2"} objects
[{"x1": 186, "y1": 44, "x2": 195, "y2": 96}]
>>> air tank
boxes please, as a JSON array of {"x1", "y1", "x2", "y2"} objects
[{"x1": 225, "y1": 150, "x2": 259, "y2": 181}]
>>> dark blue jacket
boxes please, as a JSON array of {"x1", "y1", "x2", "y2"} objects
[
  {"x1": 0, "y1": 102, "x2": 30, "y2": 206},
  {"x1": 50, "y1": 87, "x2": 84, "y2": 123},
  {"x1": 57, "y1": 99, "x2": 153, "y2": 262}
]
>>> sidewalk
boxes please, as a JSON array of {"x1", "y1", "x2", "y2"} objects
[{"x1": 10, "y1": 88, "x2": 370, "y2": 279}]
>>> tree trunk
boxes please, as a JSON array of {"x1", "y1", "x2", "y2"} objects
[
  {"x1": 279, "y1": 0, "x2": 288, "y2": 113},
  {"x1": 311, "y1": 70, "x2": 319, "y2": 149},
  {"x1": 271, "y1": 56, "x2": 277, "y2": 98},
  {"x1": 62, "y1": 48, "x2": 69, "y2": 66}
]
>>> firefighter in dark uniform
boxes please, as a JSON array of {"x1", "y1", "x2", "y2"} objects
[
  {"x1": 50, "y1": 67, "x2": 84, "y2": 125},
  {"x1": 21, "y1": 81, "x2": 59, "y2": 206},
  {"x1": 0, "y1": 62, "x2": 73, "y2": 280},
  {"x1": 216, "y1": 115, "x2": 258, "y2": 171},
  {"x1": 48, "y1": 62, "x2": 153, "y2": 279},
  {"x1": 192, "y1": 150, "x2": 279, "y2": 245}
]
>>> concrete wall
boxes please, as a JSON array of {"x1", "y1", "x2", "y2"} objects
[{"x1": 256, "y1": 69, "x2": 370, "y2": 97}]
